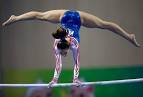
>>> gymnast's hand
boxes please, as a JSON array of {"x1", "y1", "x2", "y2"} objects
[
  {"x1": 2, "y1": 15, "x2": 16, "y2": 26},
  {"x1": 47, "y1": 81, "x2": 57, "y2": 88}
]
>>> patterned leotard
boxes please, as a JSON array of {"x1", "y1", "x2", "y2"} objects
[
  {"x1": 61, "y1": 10, "x2": 81, "y2": 43},
  {"x1": 52, "y1": 10, "x2": 81, "y2": 81}
]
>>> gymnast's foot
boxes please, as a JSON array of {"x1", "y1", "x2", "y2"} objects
[
  {"x1": 2, "y1": 15, "x2": 16, "y2": 26},
  {"x1": 48, "y1": 78, "x2": 58, "y2": 88},
  {"x1": 73, "y1": 78, "x2": 82, "y2": 87},
  {"x1": 129, "y1": 34, "x2": 141, "y2": 47}
]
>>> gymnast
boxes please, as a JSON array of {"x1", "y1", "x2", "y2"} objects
[{"x1": 2, "y1": 9, "x2": 140, "y2": 87}]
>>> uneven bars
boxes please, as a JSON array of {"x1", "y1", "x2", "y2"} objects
[{"x1": 0, "y1": 78, "x2": 143, "y2": 88}]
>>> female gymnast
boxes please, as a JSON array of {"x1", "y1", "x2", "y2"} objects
[{"x1": 2, "y1": 9, "x2": 140, "y2": 87}]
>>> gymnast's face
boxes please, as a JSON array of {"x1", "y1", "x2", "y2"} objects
[
  {"x1": 58, "y1": 38, "x2": 70, "y2": 56},
  {"x1": 59, "y1": 48, "x2": 69, "y2": 56}
]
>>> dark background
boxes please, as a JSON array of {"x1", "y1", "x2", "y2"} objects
[
  {"x1": 0, "y1": 0, "x2": 143, "y2": 97},
  {"x1": 1, "y1": 0, "x2": 143, "y2": 69}
]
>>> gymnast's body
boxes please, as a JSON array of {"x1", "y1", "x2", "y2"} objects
[{"x1": 2, "y1": 9, "x2": 140, "y2": 87}]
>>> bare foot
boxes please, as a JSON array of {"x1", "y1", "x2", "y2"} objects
[
  {"x1": 2, "y1": 15, "x2": 16, "y2": 26},
  {"x1": 130, "y1": 34, "x2": 141, "y2": 47}
]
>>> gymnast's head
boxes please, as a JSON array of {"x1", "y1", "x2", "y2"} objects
[
  {"x1": 52, "y1": 26, "x2": 68, "y2": 39},
  {"x1": 52, "y1": 27, "x2": 70, "y2": 56},
  {"x1": 57, "y1": 39, "x2": 70, "y2": 56}
]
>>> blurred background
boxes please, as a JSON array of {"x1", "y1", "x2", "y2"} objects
[{"x1": 0, "y1": 0, "x2": 143, "y2": 97}]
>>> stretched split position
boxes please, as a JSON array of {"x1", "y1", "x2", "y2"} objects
[{"x1": 3, "y1": 9, "x2": 140, "y2": 86}]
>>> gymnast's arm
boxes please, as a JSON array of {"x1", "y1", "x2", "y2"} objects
[{"x1": 2, "y1": 10, "x2": 63, "y2": 26}]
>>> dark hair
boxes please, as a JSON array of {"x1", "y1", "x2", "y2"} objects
[
  {"x1": 52, "y1": 27, "x2": 67, "y2": 39},
  {"x1": 57, "y1": 39, "x2": 70, "y2": 50}
]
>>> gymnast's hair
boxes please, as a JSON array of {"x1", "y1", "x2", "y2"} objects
[
  {"x1": 52, "y1": 27, "x2": 70, "y2": 50},
  {"x1": 52, "y1": 27, "x2": 67, "y2": 39}
]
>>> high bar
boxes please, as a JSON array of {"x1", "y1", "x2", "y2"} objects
[{"x1": 0, "y1": 78, "x2": 143, "y2": 88}]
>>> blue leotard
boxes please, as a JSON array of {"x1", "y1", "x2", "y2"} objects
[{"x1": 61, "y1": 10, "x2": 81, "y2": 43}]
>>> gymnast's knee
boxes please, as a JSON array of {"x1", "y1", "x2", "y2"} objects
[
  {"x1": 29, "y1": 11, "x2": 45, "y2": 20},
  {"x1": 97, "y1": 21, "x2": 118, "y2": 30}
]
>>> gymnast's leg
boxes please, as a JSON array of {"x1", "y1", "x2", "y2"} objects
[
  {"x1": 79, "y1": 11, "x2": 140, "y2": 47},
  {"x1": 2, "y1": 10, "x2": 66, "y2": 26}
]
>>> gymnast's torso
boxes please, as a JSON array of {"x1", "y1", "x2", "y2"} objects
[{"x1": 61, "y1": 10, "x2": 81, "y2": 43}]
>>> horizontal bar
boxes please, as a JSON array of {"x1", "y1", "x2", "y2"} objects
[{"x1": 0, "y1": 78, "x2": 143, "y2": 88}]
